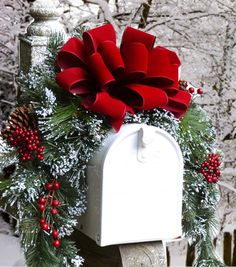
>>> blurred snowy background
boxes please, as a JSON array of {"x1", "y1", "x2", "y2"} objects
[{"x1": 0, "y1": 0, "x2": 235, "y2": 266}]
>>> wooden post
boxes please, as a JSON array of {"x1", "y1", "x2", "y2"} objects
[
  {"x1": 119, "y1": 242, "x2": 166, "y2": 267},
  {"x1": 19, "y1": 0, "x2": 65, "y2": 73},
  {"x1": 72, "y1": 229, "x2": 167, "y2": 267},
  {"x1": 223, "y1": 232, "x2": 232, "y2": 266},
  {"x1": 232, "y1": 230, "x2": 236, "y2": 266}
]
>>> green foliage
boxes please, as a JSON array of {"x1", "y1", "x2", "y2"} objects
[
  {"x1": 25, "y1": 231, "x2": 60, "y2": 267},
  {"x1": 38, "y1": 102, "x2": 79, "y2": 141},
  {"x1": 72, "y1": 25, "x2": 88, "y2": 39},
  {"x1": 0, "y1": 137, "x2": 18, "y2": 170},
  {"x1": 20, "y1": 217, "x2": 81, "y2": 267},
  {"x1": 56, "y1": 239, "x2": 84, "y2": 267},
  {"x1": 180, "y1": 103, "x2": 224, "y2": 265},
  {"x1": 0, "y1": 179, "x2": 11, "y2": 191},
  {"x1": 193, "y1": 240, "x2": 225, "y2": 267},
  {"x1": 44, "y1": 33, "x2": 65, "y2": 73},
  {"x1": 179, "y1": 102, "x2": 216, "y2": 169}
]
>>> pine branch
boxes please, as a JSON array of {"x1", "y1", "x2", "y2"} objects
[
  {"x1": 72, "y1": 25, "x2": 88, "y2": 39},
  {"x1": 193, "y1": 240, "x2": 225, "y2": 267},
  {"x1": 0, "y1": 179, "x2": 11, "y2": 191},
  {"x1": 44, "y1": 33, "x2": 65, "y2": 73},
  {"x1": 0, "y1": 136, "x2": 18, "y2": 170},
  {"x1": 25, "y1": 231, "x2": 60, "y2": 267},
  {"x1": 20, "y1": 217, "x2": 41, "y2": 253},
  {"x1": 37, "y1": 102, "x2": 79, "y2": 141},
  {"x1": 179, "y1": 102, "x2": 216, "y2": 169},
  {"x1": 56, "y1": 239, "x2": 84, "y2": 267}
]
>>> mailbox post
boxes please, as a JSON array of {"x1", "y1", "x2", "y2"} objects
[{"x1": 19, "y1": 0, "x2": 64, "y2": 73}]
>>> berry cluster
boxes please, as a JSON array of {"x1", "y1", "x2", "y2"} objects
[
  {"x1": 200, "y1": 153, "x2": 221, "y2": 183},
  {"x1": 179, "y1": 80, "x2": 203, "y2": 95},
  {"x1": 7, "y1": 126, "x2": 44, "y2": 161},
  {"x1": 38, "y1": 179, "x2": 61, "y2": 248}
]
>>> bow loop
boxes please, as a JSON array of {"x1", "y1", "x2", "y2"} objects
[
  {"x1": 56, "y1": 67, "x2": 91, "y2": 94},
  {"x1": 98, "y1": 41, "x2": 125, "y2": 77},
  {"x1": 145, "y1": 46, "x2": 177, "y2": 88},
  {"x1": 82, "y1": 92, "x2": 133, "y2": 131},
  {"x1": 83, "y1": 24, "x2": 116, "y2": 55},
  {"x1": 163, "y1": 90, "x2": 191, "y2": 118},
  {"x1": 121, "y1": 26, "x2": 156, "y2": 51},
  {"x1": 125, "y1": 84, "x2": 169, "y2": 110},
  {"x1": 121, "y1": 43, "x2": 148, "y2": 82},
  {"x1": 57, "y1": 37, "x2": 87, "y2": 69},
  {"x1": 88, "y1": 53, "x2": 115, "y2": 90}
]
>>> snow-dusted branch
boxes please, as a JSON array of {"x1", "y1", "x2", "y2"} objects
[
  {"x1": 83, "y1": 0, "x2": 121, "y2": 33},
  {"x1": 218, "y1": 181, "x2": 236, "y2": 194}
]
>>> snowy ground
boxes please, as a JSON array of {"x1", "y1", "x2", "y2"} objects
[{"x1": 0, "y1": 214, "x2": 26, "y2": 267}]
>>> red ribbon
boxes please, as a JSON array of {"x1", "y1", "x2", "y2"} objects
[{"x1": 56, "y1": 24, "x2": 191, "y2": 131}]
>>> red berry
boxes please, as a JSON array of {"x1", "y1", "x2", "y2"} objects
[
  {"x1": 41, "y1": 222, "x2": 49, "y2": 231},
  {"x1": 188, "y1": 87, "x2": 195, "y2": 94},
  {"x1": 52, "y1": 199, "x2": 60, "y2": 207},
  {"x1": 39, "y1": 204, "x2": 46, "y2": 211},
  {"x1": 197, "y1": 88, "x2": 203, "y2": 94},
  {"x1": 53, "y1": 239, "x2": 60, "y2": 248},
  {"x1": 37, "y1": 154, "x2": 44, "y2": 160},
  {"x1": 37, "y1": 146, "x2": 44, "y2": 152},
  {"x1": 39, "y1": 217, "x2": 45, "y2": 224},
  {"x1": 51, "y1": 208, "x2": 58, "y2": 215},
  {"x1": 53, "y1": 181, "x2": 60, "y2": 190},
  {"x1": 27, "y1": 144, "x2": 33, "y2": 150},
  {"x1": 212, "y1": 177, "x2": 218, "y2": 183},
  {"x1": 46, "y1": 183, "x2": 53, "y2": 191},
  {"x1": 183, "y1": 81, "x2": 188, "y2": 87},
  {"x1": 39, "y1": 197, "x2": 47, "y2": 204},
  {"x1": 52, "y1": 230, "x2": 59, "y2": 238}
]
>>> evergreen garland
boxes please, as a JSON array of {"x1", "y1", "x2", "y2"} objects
[{"x1": 0, "y1": 32, "x2": 224, "y2": 266}]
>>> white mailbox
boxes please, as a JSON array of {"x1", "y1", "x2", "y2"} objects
[{"x1": 79, "y1": 124, "x2": 183, "y2": 246}]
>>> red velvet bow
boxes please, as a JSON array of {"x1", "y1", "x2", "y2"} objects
[{"x1": 56, "y1": 24, "x2": 191, "y2": 131}]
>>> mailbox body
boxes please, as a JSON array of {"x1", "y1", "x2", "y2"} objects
[{"x1": 79, "y1": 124, "x2": 183, "y2": 246}]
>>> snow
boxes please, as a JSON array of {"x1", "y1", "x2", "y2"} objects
[{"x1": 0, "y1": 215, "x2": 26, "y2": 267}]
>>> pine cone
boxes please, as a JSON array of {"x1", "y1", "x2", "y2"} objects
[{"x1": 1, "y1": 105, "x2": 35, "y2": 139}]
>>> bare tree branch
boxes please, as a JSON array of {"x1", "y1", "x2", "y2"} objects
[{"x1": 138, "y1": 0, "x2": 152, "y2": 28}]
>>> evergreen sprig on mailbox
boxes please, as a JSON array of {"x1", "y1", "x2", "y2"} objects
[{"x1": 0, "y1": 25, "x2": 224, "y2": 267}]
